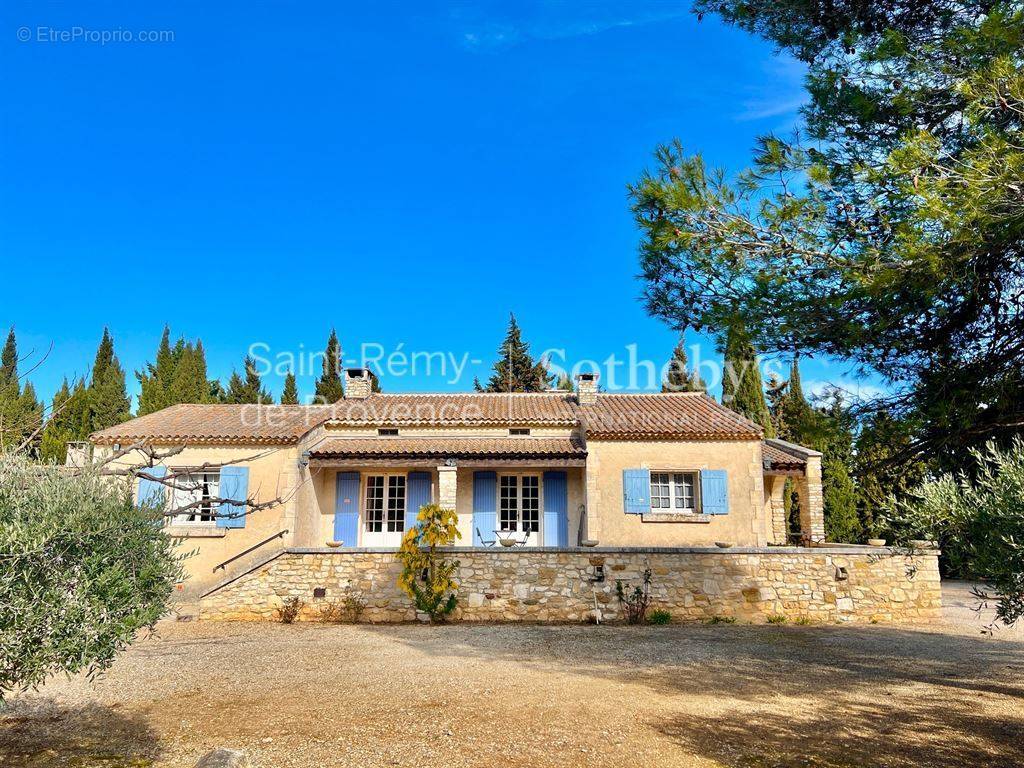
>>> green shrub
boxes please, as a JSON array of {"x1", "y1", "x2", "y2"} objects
[
  {"x1": 794, "y1": 616, "x2": 813, "y2": 626},
  {"x1": 766, "y1": 614, "x2": 787, "y2": 624},
  {"x1": 0, "y1": 454, "x2": 181, "y2": 699},
  {"x1": 884, "y1": 439, "x2": 1024, "y2": 626},
  {"x1": 705, "y1": 615, "x2": 737, "y2": 625},
  {"x1": 648, "y1": 609, "x2": 672, "y2": 625},
  {"x1": 396, "y1": 503, "x2": 461, "y2": 622}
]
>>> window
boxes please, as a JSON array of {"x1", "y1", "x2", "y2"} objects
[
  {"x1": 498, "y1": 474, "x2": 540, "y2": 533},
  {"x1": 650, "y1": 472, "x2": 698, "y2": 512},
  {"x1": 377, "y1": 428, "x2": 399, "y2": 436},
  {"x1": 365, "y1": 474, "x2": 405, "y2": 533},
  {"x1": 169, "y1": 470, "x2": 220, "y2": 526},
  {"x1": 509, "y1": 428, "x2": 531, "y2": 436}
]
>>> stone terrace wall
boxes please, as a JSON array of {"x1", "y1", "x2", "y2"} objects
[{"x1": 198, "y1": 547, "x2": 941, "y2": 624}]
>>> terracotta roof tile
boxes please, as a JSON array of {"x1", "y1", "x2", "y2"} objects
[
  {"x1": 581, "y1": 393, "x2": 762, "y2": 440},
  {"x1": 309, "y1": 436, "x2": 586, "y2": 459},
  {"x1": 90, "y1": 404, "x2": 337, "y2": 445},
  {"x1": 91, "y1": 392, "x2": 762, "y2": 445},
  {"x1": 324, "y1": 393, "x2": 579, "y2": 426}
]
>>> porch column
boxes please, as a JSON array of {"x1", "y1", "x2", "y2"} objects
[
  {"x1": 437, "y1": 463, "x2": 458, "y2": 510},
  {"x1": 796, "y1": 455, "x2": 826, "y2": 543},
  {"x1": 765, "y1": 475, "x2": 788, "y2": 545}
]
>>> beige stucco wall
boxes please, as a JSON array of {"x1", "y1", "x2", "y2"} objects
[
  {"x1": 308, "y1": 465, "x2": 585, "y2": 547},
  {"x1": 99, "y1": 443, "x2": 299, "y2": 597},
  {"x1": 584, "y1": 439, "x2": 767, "y2": 547}
]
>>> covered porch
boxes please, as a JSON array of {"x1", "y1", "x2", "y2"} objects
[{"x1": 303, "y1": 436, "x2": 587, "y2": 549}]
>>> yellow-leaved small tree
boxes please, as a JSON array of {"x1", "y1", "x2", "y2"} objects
[{"x1": 396, "y1": 503, "x2": 460, "y2": 622}]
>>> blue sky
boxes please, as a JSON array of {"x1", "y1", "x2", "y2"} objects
[{"x1": 0, "y1": 1, "x2": 879, "y2": 407}]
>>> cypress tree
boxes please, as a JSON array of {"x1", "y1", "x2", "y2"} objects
[
  {"x1": 226, "y1": 356, "x2": 271, "y2": 404},
  {"x1": 39, "y1": 378, "x2": 89, "y2": 463},
  {"x1": 137, "y1": 327, "x2": 214, "y2": 413},
  {"x1": 721, "y1": 322, "x2": 774, "y2": 437},
  {"x1": 482, "y1": 314, "x2": 553, "y2": 393},
  {"x1": 280, "y1": 372, "x2": 299, "y2": 404},
  {"x1": 556, "y1": 373, "x2": 574, "y2": 392},
  {"x1": 0, "y1": 327, "x2": 43, "y2": 448},
  {"x1": 369, "y1": 369, "x2": 383, "y2": 393},
  {"x1": 818, "y1": 390, "x2": 861, "y2": 542},
  {"x1": 315, "y1": 329, "x2": 344, "y2": 404},
  {"x1": 662, "y1": 335, "x2": 704, "y2": 392},
  {"x1": 0, "y1": 328, "x2": 16, "y2": 393},
  {"x1": 85, "y1": 328, "x2": 131, "y2": 433}
]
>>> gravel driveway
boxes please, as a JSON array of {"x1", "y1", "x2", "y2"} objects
[{"x1": 2, "y1": 581, "x2": 1023, "y2": 768}]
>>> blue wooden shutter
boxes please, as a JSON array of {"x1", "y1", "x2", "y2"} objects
[
  {"x1": 334, "y1": 472, "x2": 360, "y2": 546},
  {"x1": 543, "y1": 471, "x2": 568, "y2": 547},
  {"x1": 217, "y1": 466, "x2": 249, "y2": 528},
  {"x1": 700, "y1": 469, "x2": 729, "y2": 515},
  {"x1": 472, "y1": 471, "x2": 497, "y2": 546},
  {"x1": 406, "y1": 471, "x2": 432, "y2": 532},
  {"x1": 137, "y1": 465, "x2": 167, "y2": 507},
  {"x1": 622, "y1": 468, "x2": 650, "y2": 514}
]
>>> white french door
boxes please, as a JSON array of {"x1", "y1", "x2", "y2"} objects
[
  {"x1": 362, "y1": 474, "x2": 406, "y2": 547},
  {"x1": 498, "y1": 474, "x2": 541, "y2": 547}
]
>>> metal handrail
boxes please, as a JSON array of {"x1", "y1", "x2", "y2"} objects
[{"x1": 213, "y1": 529, "x2": 288, "y2": 572}]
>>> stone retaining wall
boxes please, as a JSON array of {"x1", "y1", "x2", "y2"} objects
[{"x1": 198, "y1": 547, "x2": 941, "y2": 624}]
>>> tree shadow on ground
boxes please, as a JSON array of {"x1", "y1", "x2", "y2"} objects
[
  {"x1": 0, "y1": 702, "x2": 160, "y2": 768},
  {"x1": 365, "y1": 622, "x2": 1024, "y2": 767},
  {"x1": 366, "y1": 622, "x2": 1024, "y2": 701},
  {"x1": 656, "y1": 694, "x2": 1024, "y2": 768}
]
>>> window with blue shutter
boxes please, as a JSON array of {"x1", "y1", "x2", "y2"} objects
[
  {"x1": 543, "y1": 471, "x2": 568, "y2": 547},
  {"x1": 472, "y1": 471, "x2": 497, "y2": 545},
  {"x1": 137, "y1": 465, "x2": 167, "y2": 508},
  {"x1": 217, "y1": 466, "x2": 249, "y2": 528},
  {"x1": 622, "y1": 468, "x2": 650, "y2": 514},
  {"x1": 405, "y1": 471, "x2": 432, "y2": 532},
  {"x1": 700, "y1": 469, "x2": 729, "y2": 515},
  {"x1": 334, "y1": 472, "x2": 360, "y2": 546}
]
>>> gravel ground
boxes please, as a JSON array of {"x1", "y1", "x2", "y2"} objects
[{"x1": 2, "y1": 581, "x2": 1023, "y2": 768}]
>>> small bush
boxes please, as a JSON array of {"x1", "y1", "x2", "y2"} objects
[
  {"x1": 318, "y1": 587, "x2": 366, "y2": 623},
  {"x1": 794, "y1": 616, "x2": 813, "y2": 626},
  {"x1": 648, "y1": 609, "x2": 672, "y2": 625},
  {"x1": 616, "y1": 568, "x2": 653, "y2": 624},
  {"x1": 277, "y1": 597, "x2": 303, "y2": 624},
  {"x1": 705, "y1": 615, "x2": 737, "y2": 625},
  {"x1": 766, "y1": 614, "x2": 787, "y2": 624}
]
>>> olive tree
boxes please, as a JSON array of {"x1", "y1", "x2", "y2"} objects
[
  {"x1": 885, "y1": 439, "x2": 1024, "y2": 627},
  {"x1": 0, "y1": 453, "x2": 181, "y2": 698}
]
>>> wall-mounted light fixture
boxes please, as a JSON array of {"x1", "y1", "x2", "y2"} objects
[{"x1": 297, "y1": 450, "x2": 311, "y2": 469}]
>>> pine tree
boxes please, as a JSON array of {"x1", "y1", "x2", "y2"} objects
[
  {"x1": 482, "y1": 314, "x2": 553, "y2": 393},
  {"x1": 721, "y1": 322, "x2": 774, "y2": 437},
  {"x1": 85, "y1": 329, "x2": 131, "y2": 433},
  {"x1": 315, "y1": 329, "x2": 344, "y2": 404},
  {"x1": 280, "y1": 372, "x2": 299, "y2": 404},
  {"x1": 226, "y1": 356, "x2": 271, "y2": 404},
  {"x1": 662, "y1": 335, "x2": 704, "y2": 392},
  {"x1": 556, "y1": 373, "x2": 574, "y2": 392}
]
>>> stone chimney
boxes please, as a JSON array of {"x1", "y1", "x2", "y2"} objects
[
  {"x1": 344, "y1": 368, "x2": 373, "y2": 400},
  {"x1": 575, "y1": 372, "x2": 599, "y2": 406}
]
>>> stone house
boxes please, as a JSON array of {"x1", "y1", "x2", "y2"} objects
[{"x1": 88, "y1": 370, "x2": 939, "y2": 623}]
